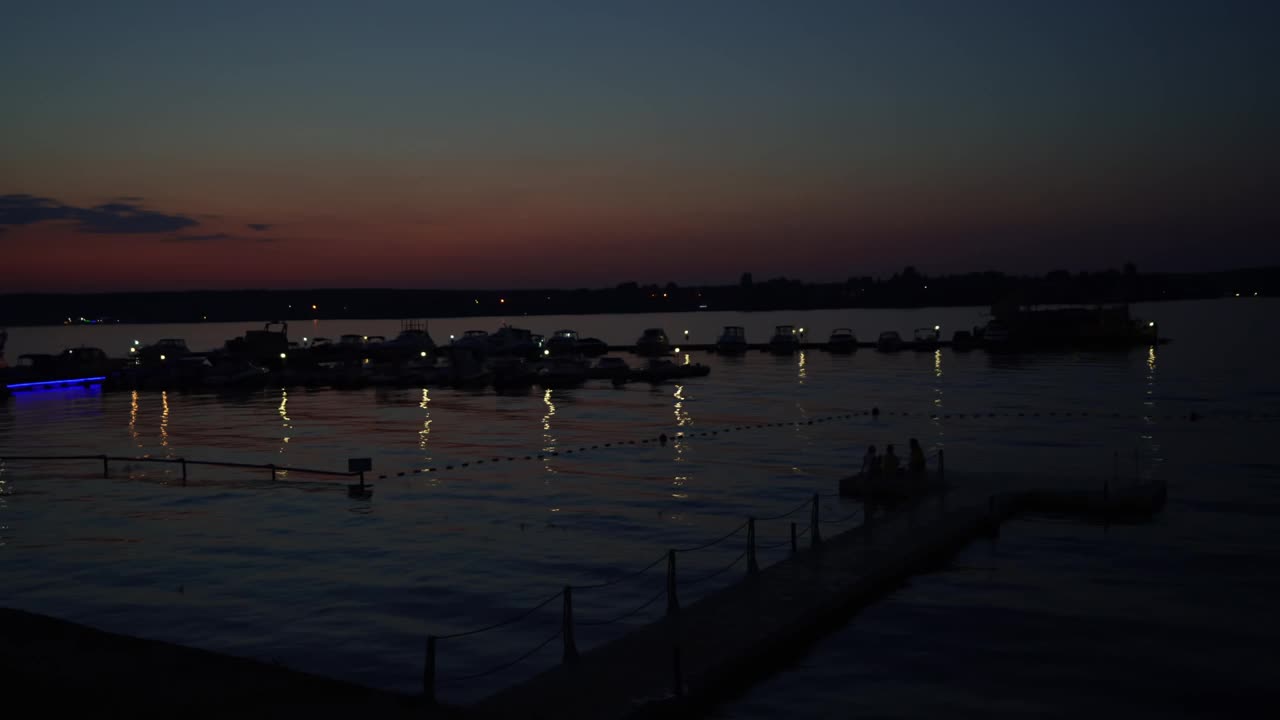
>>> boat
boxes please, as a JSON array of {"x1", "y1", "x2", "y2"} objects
[
  {"x1": 545, "y1": 329, "x2": 581, "y2": 357},
  {"x1": 575, "y1": 336, "x2": 609, "y2": 357},
  {"x1": 876, "y1": 331, "x2": 903, "y2": 352},
  {"x1": 983, "y1": 300, "x2": 1159, "y2": 349},
  {"x1": 489, "y1": 356, "x2": 537, "y2": 393},
  {"x1": 912, "y1": 326, "x2": 940, "y2": 351},
  {"x1": 486, "y1": 325, "x2": 539, "y2": 358},
  {"x1": 4, "y1": 347, "x2": 115, "y2": 390},
  {"x1": 631, "y1": 358, "x2": 711, "y2": 384},
  {"x1": 715, "y1": 326, "x2": 748, "y2": 355},
  {"x1": 135, "y1": 338, "x2": 190, "y2": 366},
  {"x1": 767, "y1": 325, "x2": 800, "y2": 354},
  {"x1": 635, "y1": 328, "x2": 671, "y2": 357},
  {"x1": 224, "y1": 321, "x2": 290, "y2": 369},
  {"x1": 588, "y1": 356, "x2": 631, "y2": 381},
  {"x1": 534, "y1": 357, "x2": 589, "y2": 389},
  {"x1": 827, "y1": 328, "x2": 857, "y2": 353},
  {"x1": 950, "y1": 330, "x2": 975, "y2": 351},
  {"x1": 452, "y1": 330, "x2": 490, "y2": 349}
]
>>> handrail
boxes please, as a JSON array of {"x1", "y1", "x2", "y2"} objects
[{"x1": 0, "y1": 453, "x2": 359, "y2": 479}]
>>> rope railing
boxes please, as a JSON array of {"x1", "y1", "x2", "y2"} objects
[
  {"x1": 434, "y1": 589, "x2": 563, "y2": 640},
  {"x1": 439, "y1": 628, "x2": 563, "y2": 685},
  {"x1": 672, "y1": 520, "x2": 748, "y2": 553},
  {"x1": 570, "y1": 552, "x2": 667, "y2": 591},
  {"x1": 577, "y1": 586, "x2": 667, "y2": 627},
  {"x1": 679, "y1": 551, "x2": 747, "y2": 587},
  {"x1": 0, "y1": 452, "x2": 360, "y2": 481}
]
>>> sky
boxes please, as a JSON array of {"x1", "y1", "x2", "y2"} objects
[{"x1": 2, "y1": 0, "x2": 1277, "y2": 292}]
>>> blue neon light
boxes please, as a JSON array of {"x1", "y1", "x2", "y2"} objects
[{"x1": 5, "y1": 376, "x2": 106, "y2": 390}]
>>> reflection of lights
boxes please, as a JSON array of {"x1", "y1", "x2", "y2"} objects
[
  {"x1": 934, "y1": 348, "x2": 942, "y2": 378},
  {"x1": 160, "y1": 390, "x2": 169, "y2": 447},
  {"x1": 419, "y1": 388, "x2": 431, "y2": 451},
  {"x1": 1147, "y1": 346, "x2": 1157, "y2": 373},
  {"x1": 673, "y1": 384, "x2": 690, "y2": 427},
  {"x1": 279, "y1": 389, "x2": 291, "y2": 447},
  {"x1": 683, "y1": 353, "x2": 690, "y2": 365},
  {"x1": 129, "y1": 390, "x2": 140, "y2": 446},
  {"x1": 543, "y1": 388, "x2": 556, "y2": 432},
  {"x1": 798, "y1": 350, "x2": 807, "y2": 382}
]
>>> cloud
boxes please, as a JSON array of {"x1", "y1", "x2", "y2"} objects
[
  {"x1": 163, "y1": 233, "x2": 231, "y2": 243},
  {"x1": 246, "y1": 223, "x2": 272, "y2": 231},
  {"x1": 164, "y1": 232, "x2": 281, "y2": 244},
  {"x1": 0, "y1": 194, "x2": 198, "y2": 234}
]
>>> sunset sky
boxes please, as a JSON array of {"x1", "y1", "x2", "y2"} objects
[{"x1": 2, "y1": 1, "x2": 1276, "y2": 292}]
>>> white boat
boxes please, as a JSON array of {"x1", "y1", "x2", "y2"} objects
[
  {"x1": 877, "y1": 331, "x2": 903, "y2": 352},
  {"x1": 767, "y1": 325, "x2": 800, "y2": 354},
  {"x1": 716, "y1": 326, "x2": 748, "y2": 354},
  {"x1": 828, "y1": 328, "x2": 857, "y2": 353}
]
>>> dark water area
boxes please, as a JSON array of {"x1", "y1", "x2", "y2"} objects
[{"x1": 2, "y1": 298, "x2": 1277, "y2": 709}]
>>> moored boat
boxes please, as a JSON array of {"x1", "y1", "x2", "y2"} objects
[
  {"x1": 767, "y1": 325, "x2": 800, "y2": 354},
  {"x1": 827, "y1": 328, "x2": 857, "y2": 353},
  {"x1": 715, "y1": 326, "x2": 748, "y2": 354},
  {"x1": 877, "y1": 331, "x2": 903, "y2": 352}
]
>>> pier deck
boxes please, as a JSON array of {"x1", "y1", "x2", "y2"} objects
[{"x1": 476, "y1": 482, "x2": 1165, "y2": 719}]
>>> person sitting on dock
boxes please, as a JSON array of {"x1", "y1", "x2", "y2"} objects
[
  {"x1": 859, "y1": 445, "x2": 880, "y2": 479},
  {"x1": 908, "y1": 438, "x2": 927, "y2": 478},
  {"x1": 882, "y1": 444, "x2": 901, "y2": 478}
]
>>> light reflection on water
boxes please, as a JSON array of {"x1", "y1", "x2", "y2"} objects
[{"x1": 0, "y1": 301, "x2": 1277, "y2": 706}]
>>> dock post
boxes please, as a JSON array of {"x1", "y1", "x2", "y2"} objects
[
  {"x1": 423, "y1": 635, "x2": 437, "y2": 704},
  {"x1": 270, "y1": 464, "x2": 277, "y2": 481},
  {"x1": 746, "y1": 517, "x2": 759, "y2": 575},
  {"x1": 666, "y1": 550, "x2": 679, "y2": 616},
  {"x1": 101, "y1": 455, "x2": 109, "y2": 479},
  {"x1": 562, "y1": 585, "x2": 579, "y2": 663},
  {"x1": 810, "y1": 493, "x2": 822, "y2": 548},
  {"x1": 790, "y1": 521, "x2": 797, "y2": 555}
]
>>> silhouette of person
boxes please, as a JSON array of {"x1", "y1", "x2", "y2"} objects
[
  {"x1": 908, "y1": 438, "x2": 927, "y2": 477},
  {"x1": 860, "y1": 445, "x2": 880, "y2": 479},
  {"x1": 882, "y1": 444, "x2": 900, "y2": 477}
]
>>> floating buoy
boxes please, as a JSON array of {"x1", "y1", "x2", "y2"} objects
[{"x1": 659, "y1": 433, "x2": 668, "y2": 445}]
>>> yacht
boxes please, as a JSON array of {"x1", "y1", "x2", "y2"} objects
[
  {"x1": 827, "y1": 328, "x2": 857, "y2": 353},
  {"x1": 767, "y1": 325, "x2": 800, "y2": 354},
  {"x1": 635, "y1": 328, "x2": 671, "y2": 357},
  {"x1": 877, "y1": 331, "x2": 903, "y2": 352},
  {"x1": 715, "y1": 326, "x2": 748, "y2": 354}
]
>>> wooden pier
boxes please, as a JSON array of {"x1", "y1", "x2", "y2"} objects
[{"x1": 473, "y1": 481, "x2": 1166, "y2": 720}]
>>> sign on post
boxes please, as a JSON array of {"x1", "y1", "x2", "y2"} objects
[{"x1": 348, "y1": 457, "x2": 372, "y2": 473}]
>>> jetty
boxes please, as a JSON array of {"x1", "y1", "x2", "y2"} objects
[
  {"x1": 466, "y1": 480, "x2": 1165, "y2": 719},
  {"x1": 2, "y1": 471, "x2": 1165, "y2": 719}
]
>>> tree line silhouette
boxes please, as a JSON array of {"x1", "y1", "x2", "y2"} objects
[{"x1": 1, "y1": 265, "x2": 1274, "y2": 326}]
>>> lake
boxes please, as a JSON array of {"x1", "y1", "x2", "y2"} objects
[{"x1": 2, "y1": 298, "x2": 1277, "y2": 709}]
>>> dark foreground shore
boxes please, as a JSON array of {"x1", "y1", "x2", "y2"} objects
[{"x1": 0, "y1": 608, "x2": 467, "y2": 718}]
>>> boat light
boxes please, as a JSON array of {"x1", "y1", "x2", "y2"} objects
[
  {"x1": 160, "y1": 355, "x2": 166, "y2": 360},
  {"x1": 420, "y1": 351, "x2": 427, "y2": 357},
  {"x1": 544, "y1": 349, "x2": 550, "y2": 356},
  {"x1": 129, "y1": 347, "x2": 136, "y2": 353},
  {"x1": 303, "y1": 337, "x2": 308, "y2": 342},
  {"x1": 1149, "y1": 321, "x2": 1155, "y2": 327},
  {"x1": 133, "y1": 340, "x2": 140, "y2": 345},
  {"x1": 311, "y1": 304, "x2": 317, "y2": 310},
  {"x1": 6, "y1": 376, "x2": 106, "y2": 390},
  {"x1": 280, "y1": 352, "x2": 287, "y2": 359},
  {"x1": 674, "y1": 347, "x2": 681, "y2": 353},
  {"x1": 934, "y1": 325, "x2": 940, "y2": 331}
]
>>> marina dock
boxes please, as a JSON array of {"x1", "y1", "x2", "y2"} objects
[{"x1": 1, "y1": 476, "x2": 1165, "y2": 718}]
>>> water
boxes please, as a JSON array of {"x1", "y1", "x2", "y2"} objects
[{"x1": 2, "y1": 298, "x2": 1277, "y2": 708}]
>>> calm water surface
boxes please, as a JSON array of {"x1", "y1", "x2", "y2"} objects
[{"x1": 2, "y1": 299, "x2": 1276, "y2": 709}]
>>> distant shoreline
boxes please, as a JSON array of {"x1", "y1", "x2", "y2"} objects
[{"x1": 1, "y1": 266, "x2": 1273, "y2": 327}]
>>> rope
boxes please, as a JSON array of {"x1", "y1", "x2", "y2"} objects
[
  {"x1": 673, "y1": 520, "x2": 748, "y2": 553},
  {"x1": 435, "y1": 589, "x2": 562, "y2": 640},
  {"x1": 755, "y1": 497, "x2": 813, "y2": 521},
  {"x1": 680, "y1": 551, "x2": 747, "y2": 586},
  {"x1": 757, "y1": 536, "x2": 794, "y2": 550},
  {"x1": 571, "y1": 552, "x2": 667, "y2": 591},
  {"x1": 440, "y1": 628, "x2": 563, "y2": 684},
  {"x1": 577, "y1": 586, "x2": 667, "y2": 627}
]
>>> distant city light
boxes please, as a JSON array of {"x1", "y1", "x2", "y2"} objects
[
  {"x1": 500, "y1": 298, "x2": 506, "y2": 304},
  {"x1": 311, "y1": 304, "x2": 317, "y2": 310}
]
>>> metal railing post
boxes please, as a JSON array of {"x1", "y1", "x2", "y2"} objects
[
  {"x1": 746, "y1": 517, "x2": 759, "y2": 575},
  {"x1": 270, "y1": 463, "x2": 277, "y2": 481},
  {"x1": 666, "y1": 549, "x2": 679, "y2": 616},
  {"x1": 810, "y1": 493, "x2": 822, "y2": 548},
  {"x1": 423, "y1": 635, "x2": 437, "y2": 704},
  {"x1": 562, "y1": 585, "x2": 578, "y2": 663}
]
